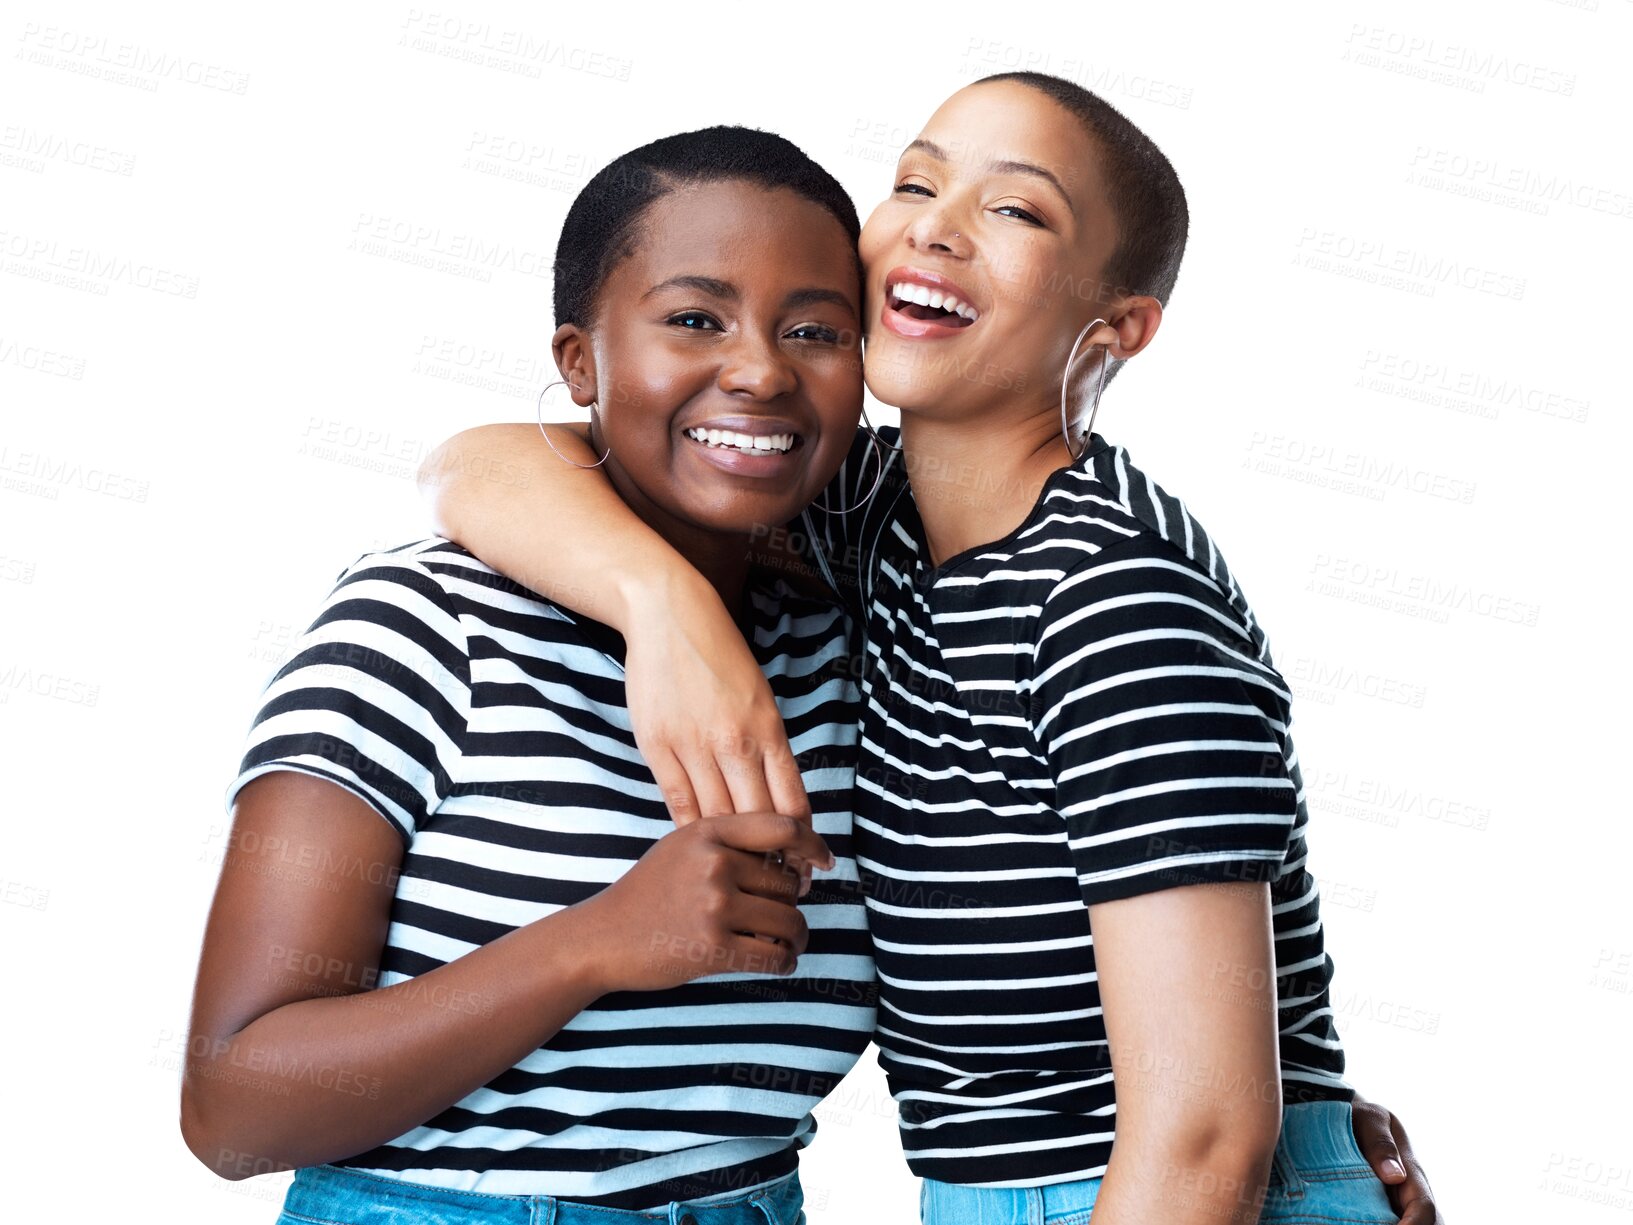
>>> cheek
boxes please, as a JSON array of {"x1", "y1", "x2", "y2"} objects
[
  {"x1": 984, "y1": 236, "x2": 1058, "y2": 317},
  {"x1": 858, "y1": 203, "x2": 897, "y2": 271}
]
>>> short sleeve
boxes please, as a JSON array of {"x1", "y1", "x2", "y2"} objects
[
  {"x1": 1028, "y1": 536, "x2": 1296, "y2": 907},
  {"x1": 225, "y1": 549, "x2": 472, "y2": 846},
  {"x1": 795, "y1": 423, "x2": 902, "y2": 621}
]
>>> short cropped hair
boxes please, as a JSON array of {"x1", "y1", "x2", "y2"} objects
[
  {"x1": 979, "y1": 72, "x2": 1189, "y2": 307},
  {"x1": 553, "y1": 125, "x2": 860, "y2": 328}
]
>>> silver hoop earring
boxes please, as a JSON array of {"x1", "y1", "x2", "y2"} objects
[
  {"x1": 812, "y1": 425, "x2": 891, "y2": 514},
  {"x1": 536, "y1": 380, "x2": 610, "y2": 469},
  {"x1": 852, "y1": 336, "x2": 905, "y2": 458},
  {"x1": 1059, "y1": 318, "x2": 1111, "y2": 460}
]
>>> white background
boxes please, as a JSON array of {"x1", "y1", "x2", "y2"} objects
[{"x1": 3, "y1": 1, "x2": 1630, "y2": 1220}]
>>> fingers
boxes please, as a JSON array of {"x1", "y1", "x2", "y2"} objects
[
  {"x1": 1390, "y1": 1112, "x2": 1438, "y2": 1224},
  {"x1": 647, "y1": 749, "x2": 704, "y2": 828},
  {"x1": 668, "y1": 747, "x2": 736, "y2": 824},
  {"x1": 704, "y1": 811, "x2": 833, "y2": 869},
  {"x1": 1351, "y1": 1098, "x2": 1408, "y2": 1184},
  {"x1": 713, "y1": 729, "x2": 777, "y2": 818},
  {"x1": 724, "y1": 933, "x2": 798, "y2": 976},
  {"x1": 726, "y1": 893, "x2": 810, "y2": 959},
  {"x1": 762, "y1": 739, "x2": 812, "y2": 824},
  {"x1": 761, "y1": 740, "x2": 815, "y2": 895},
  {"x1": 733, "y1": 853, "x2": 804, "y2": 903}
]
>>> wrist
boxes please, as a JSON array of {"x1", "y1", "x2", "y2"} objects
[
  {"x1": 611, "y1": 562, "x2": 722, "y2": 633},
  {"x1": 538, "y1": 901, "x2": 618, "y2": 1003}
]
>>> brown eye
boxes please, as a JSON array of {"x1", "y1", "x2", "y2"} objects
[
  {"x1": 668, "y1": 312, "x2": 722, "y2": 331},
  {"x1": 994, "y1": 204, "x2": 1043, "y2": 226},
  {"x1": 893, "y1": 182, "x2": 932, "y2": 197},
  {"x1": 787, "y1": 324, "x2": 839, "y2": 344}
]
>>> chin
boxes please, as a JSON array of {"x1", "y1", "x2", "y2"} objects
[
  {"x1": 689, "y1": 493, "x2": 808, "y2": 537},
  {"x1": 862, "y1": 358, "x2": 959, "y2": 419}
]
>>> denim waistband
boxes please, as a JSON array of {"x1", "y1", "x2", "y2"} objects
[
  {"x1": 282, "y1": 1163, "x2": 803, "y2": 1225},
  {"x1": 1275, "y1": 1099, "x2": 1365, "y2": 1172}
]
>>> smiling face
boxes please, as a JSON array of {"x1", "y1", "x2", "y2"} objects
[
  {"x1": 557, "y1": 179, "x2": 862, "y2": 544},
  {"x1": 858, "y1": 80, "x2": 1128, "y2": 426}
]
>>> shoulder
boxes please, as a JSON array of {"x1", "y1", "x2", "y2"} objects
[
  {"x1": 1033, "y1": 441, "x2": 1264, "y2": 646},
  {"x1": 289, "y1": 539, "x2": 475, "y2": 678},
  {"x1": 322, "y1": 538, "x2": 464, "y2": 619},
  {"x1": 1028, "y1": 502, "x2": 1266, "y2": 679},
  {"x1": 342, "y1": 537, "x2": 576, "y2": 623}
]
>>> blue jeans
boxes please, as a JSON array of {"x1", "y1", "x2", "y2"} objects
[
  {"x1": 919, "y1": 1100, "x2": 1397, "y2": 1224},
  {"x1": 276, "y1": 1164, "x2": 807, "y2": 1225}
]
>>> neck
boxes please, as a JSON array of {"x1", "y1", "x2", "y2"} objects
[{"x1": 898, "y1": 405, "x2": 1074, "y2": 568}]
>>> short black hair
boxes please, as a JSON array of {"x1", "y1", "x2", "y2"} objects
[
  {"x1": 553, "y1": 125, "x2": 860, "y2": 328},
  {"x1": 978, "y1": 72, "x2": 1189, "y2": 307}
]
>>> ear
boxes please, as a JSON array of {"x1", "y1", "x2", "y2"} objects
[
  {"x1": 1098, "y1": 296, "x2": 1163, "y2": 362},
  {"x1": 550, "y1": 324, "x2": 599, "y2": 407}
]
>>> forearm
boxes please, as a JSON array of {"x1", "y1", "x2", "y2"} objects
[
  {"x1": 418, "y1": 422, "x2": 716, "y2": 629},
  {"x1": 182, "y1": 903, "x2": 605, "y2": 1179},
  {"x1": 1088, "y1": 881, "x2": 1283, "y2": 1224}
]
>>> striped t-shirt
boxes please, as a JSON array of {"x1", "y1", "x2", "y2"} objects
[
  {"x1": 226, "y1": 538, "x2": 877, "y2": 1209},
  {"x1": 795, "y1": 428, "x2": 1350, "y2": 1188}
]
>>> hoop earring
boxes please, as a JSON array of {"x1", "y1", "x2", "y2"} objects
[
  {"x1": 812, "y1": 425, "x2": 890, "y2": 514},
  {"x1": 854, "y1": 336, "x2": 904, "y2": 456},
  {"x1": 1059, "y1": 318, "x2": 1111, "y2": 460},
  {"x1": 536, "y1": 380, "x2": 610, "y2": 469}
]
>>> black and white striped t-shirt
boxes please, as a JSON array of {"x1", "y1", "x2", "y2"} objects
[
  {"x1": 226, "y1": 539, "x2": 877, "y2": 1209},
  {"x1": 797, "y1": 428, "x2": 1349, "y2": 1188}
]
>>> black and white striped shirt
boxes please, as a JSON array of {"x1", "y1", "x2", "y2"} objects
[
  {"x1": 226, "y1": 539, "x2": 877, "y2": 1209},
  {"x1": 798, "y1": 429, "x2": 1349, "y2": 1188}
]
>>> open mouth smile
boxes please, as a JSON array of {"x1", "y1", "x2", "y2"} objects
[
  {"x1": 681, "y1": 427, "x2": 800, "y2": 456},
  {"x1": 881, "y1": 266, "x2": 982, "y2": 339},
  {"x1": 679, "y1": 416, "x2": 808, "y2": 477}
]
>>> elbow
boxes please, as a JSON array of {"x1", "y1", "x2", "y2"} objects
[
  {"x1": 1166, "y1": 1102, "x2": 1283, "y2": 1201},
  {"x1": 179, "y1": 1083, "x2": 238, "y2": 1180},
  {"x1": 1125, "y1": 1097, "x2": 1282, "y2": 1211},
  {"x1": 180, "y1": 1079, "x2": 282, "y2": 1182},
  {"x1": 415, "y1": 435, "x2": 467, "y2": 535}
]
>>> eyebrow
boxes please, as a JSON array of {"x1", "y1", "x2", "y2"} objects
[
  {"x1": 643, "y1": 274, "x2": 736, "y2": 300},
  {"x1": 644, "y1": 275, "x2": 855, "y2": 313},
  {"x1": 901, "y1": 138, "x2": 1076, "y2": 218}
]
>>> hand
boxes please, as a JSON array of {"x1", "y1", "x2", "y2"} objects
[
  {"x1": 1351, "y1": 1094, "x2": 1440, "y2": 1223},
  {"x1": 621, "y1": 572, "x2": 817, "y2": 886},
  {"x1": 578, "y1": 811, "x2": 833, "y2": 993}
]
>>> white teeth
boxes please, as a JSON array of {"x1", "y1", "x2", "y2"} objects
[
  {"x1": 889, "y1": 280, "x2": 980, "y2": 321},
  {"x1": 683, "y1": 427, "x2": 796, "y2": 455}
]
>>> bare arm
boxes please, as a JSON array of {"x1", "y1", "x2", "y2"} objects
[
  {"x1": 1086, "y1": 881, "x2": 1284, "y2": 1225},
  {"x1": 418, "y1": 423, "x2": 811, "y2": 826},
  {"x1": 180, "y1": 772, "x2": 828, "y2": 1179}
]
